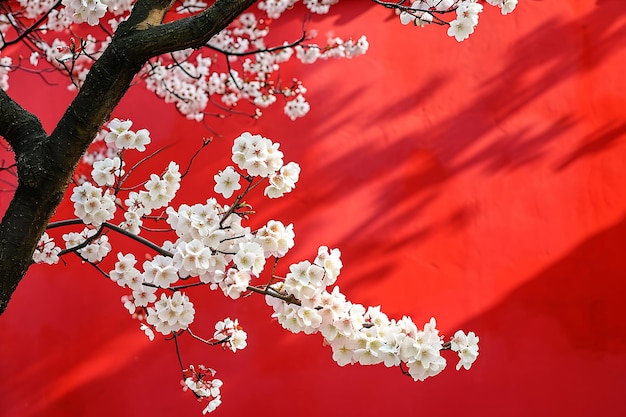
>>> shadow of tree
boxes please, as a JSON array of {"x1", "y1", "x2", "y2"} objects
[
  {"x1": 434, "y1": 214, "x2": 626, "y2": 416},
  {"x1": 288, "y1": 0, "x2": 626, "y2": 302},
  {"x1": 555, "y1": 121, "x2": 626, "y2": 171}
]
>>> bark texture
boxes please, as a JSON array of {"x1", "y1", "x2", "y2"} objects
[{"x1": 0, "y1": 0, "x2": 258, "y2": 315}]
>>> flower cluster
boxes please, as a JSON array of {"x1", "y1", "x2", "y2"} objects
[
  {"x1": 213, "y1": 317, "x2": 248, "y2": 352},
  {"x1": 31, "y1": 119, "x2": 481, "y2": 412},
  {"x1": 142, "y1": 10, "x2": 368, "y2": 122},
  {"x1": 32, "y1": 232, "x2": 61, "y2": 265},
  {"x1": 398, "y1": 0, "x2": 517, "y2": 42},
  {"x1": 62, "y1": 227, "x2": 112, "y2": 262},
  {"x1": 450, "y1": 330, "x2": 480, "y2": 370},
  {"x1": 92, "y1": 156, "x2": 124, "y2": 187},
  {"x1": 62, "y1": 0, "x2": 107, "y2": 26},
  {"x1": 265, "y1": 161, "x2": 301, "y2": 198},
  {"x1": 232, "y1": 132, "x2": 285, "y2": 178},
  {"x1": 68, "y1": 120, "x2": 177, "y2": 235},
  {"x1": 183, "y1": 365, "x2": 223, "y2": 414},
  {"x1": 124, "y1": 161, "x2": 181, "y2": 224},
  {"x1": 12, "y1": 0, "x2": 58, "y2": 19},
  {"x1": 399, "y1": 1, "x2": 437, "y2": 27},
  {"x1": 143, "y1": 50, "x2": 212, "y2": 122},
  {"x1": 265, "y1": 247, "x2": 479, "y2": 381},
  {"x1": 254, "y1": 220, "x2": 295, "y2": 258},
  {"x1": 0, "y1": 1, "x2": 362, "y2": 133},
  {"x1": 105, "y1": 118, "x2": 151, "y2": 152},
  {"x1": 283, "y1": 94, "x2": 310, "y2": 121},
  {"x1": 293, "y1": 35, "x2": 369, "y2": 64},
  {"x1": 146, "y1": 292, "x2": 196, "y2": 334},
  {"x1": 227, "y1": 132, "x2": 302, "y2": 201},
  {"x1": 110, "y1": 253, "x2": 138, "y2": 286},
  {"x1": 447, "y1": 1, "x2": 483, "y2": 42},
  {"x1": 105, "y1": 132, "x2": 297, "y2": 335},
  {"x1": 70, "y1": 182, "x2": 116, "y2": 227}
]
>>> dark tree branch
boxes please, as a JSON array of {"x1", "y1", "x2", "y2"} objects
[
  {"x1": 122, "y1": 0, "x2": 260, "y2": 57},
  {"x1": 46, "y1": 219, "x2": 174, "y2": 258},
  {"x1": 0, "y1": 0, "x2": 258, "y2": 315},
  {"x1": 0, "y1": 87, "x2": 46, "y2": 155}
]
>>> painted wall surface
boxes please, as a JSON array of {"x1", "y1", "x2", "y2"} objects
[{"x1": 1, "y1": 1, "x2": 626, "y2": 416}]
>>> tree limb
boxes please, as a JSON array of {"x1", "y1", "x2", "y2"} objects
[{"x1": 0, "y1": 88, "x2": 47, "y2": 156}]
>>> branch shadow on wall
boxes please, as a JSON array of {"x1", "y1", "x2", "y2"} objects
[
  {"x1": 291, "y1": 2, "x2": 626, "y2": 298},
  {"x1": 421, "y1": 213, "x2": 626, "y2": 416}
]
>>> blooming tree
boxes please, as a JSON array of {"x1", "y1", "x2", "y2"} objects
[{"x1": 0, "y1": 0, "x2": 513, "y2": 414}]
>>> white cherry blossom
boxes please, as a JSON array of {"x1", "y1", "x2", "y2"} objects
[
  {"x1": 32, "y1": 232, "x2": 61, "y2": 264},
  {"x1": 451, "y1": 330, "x2": 480, "y2": 370},
  {"x1": 214, "y1": 166, "x2": 241, "y2": 199},
  {"x1": 284, "y1": 94, "x2": 310, "y2": 120},
  {"x1": 254, "y1": 220, "x2": 295, "y2": 258},
  {"x1": 146, "y1": 292, "x2": 195, "y2": 335},
  {"x1": 62, "y1": 0, "x2": 108, "y2": 26},
  {"x1": 214, "y1": 318, "x2": 248, "y2": 352},
  {"x1": 91, "y1": 156, "x2": 124, "y2": 187},
  {"x1": 448, "y1": 17, "x2": 476, "y2": 42}
]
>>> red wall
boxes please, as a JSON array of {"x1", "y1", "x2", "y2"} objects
[{"x1": 2, "y1": 1, "x2": 626, "y2": 416}]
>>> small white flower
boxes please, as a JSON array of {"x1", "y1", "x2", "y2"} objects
[
  {"x1": 143, "y1": 255, "x2": 179, "y2": 288},
  {"x1": 213, "y1": 166, "x2": 241, "y2": 199},
  {"x1": 501, "y1": 0, "x2": 518, "y2": 15},
  {"x1": 29, "y1": 52, "x2": 39, "y2": 67},
  {"x1": 447, "y1": 17, "x2": 476, "y2": 42},
  {"x1": 233, "y1": 242, "x2": 265, "y2": 276},
  {"x1": 202, "y1": 395, "x2": 222, "y2": 414},
  {"x1": 140, "y1": 324, "x2": 155, "y2": 341},
  {"x1": 132, "y1": 128, "x2": 151, "y2": 152},
  {"x1": 91, "y1": 157, "x2": 124, "y2": 187}
]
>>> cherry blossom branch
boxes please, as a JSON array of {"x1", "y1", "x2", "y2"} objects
[
  {"x1": 206, "y1": 31, "x2": 309, "y2": 57},
  {"x1": 265, "y1": 257, "x2": 280, "y2": 290},
  {"x1": 57, "y1": 226, "x2": 106, "y2": 257},
  {"x1": 371, "y1": 0, "x2": 456, "y2": 14},
  {"x1": 46, "y1": 219, "x2": 174, "y2": 257},
  {"x1": 180, "y1": 138, "x2": 212, "y2": 178},
  {"x1": 246, "y1": 285, "x2": 301, "y2": 305},
  {"x1": 83, "y1": 256, "x2": 112, "y2": 279},
  {"x1": 118, "y1": 146, "x2": 171, "y2": 190},
  {"x1": 152, "y1": 281, "x2": 205, "y2": 291},
  {"x1": 172, "y1": 333, "x2": 187, "y2": 378},
  {"x1": 206, "y1": 94, "x2": 261, "y2": 119},
  {"x1": 187, "y1": 328, "x2": 230, "y2": 346},
  {"x1": 218, "y1": 176, "x2": 258, "y2": 228},
  {"x1": 371, "y1": 0, "x2": 454, "y2": 25}
]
